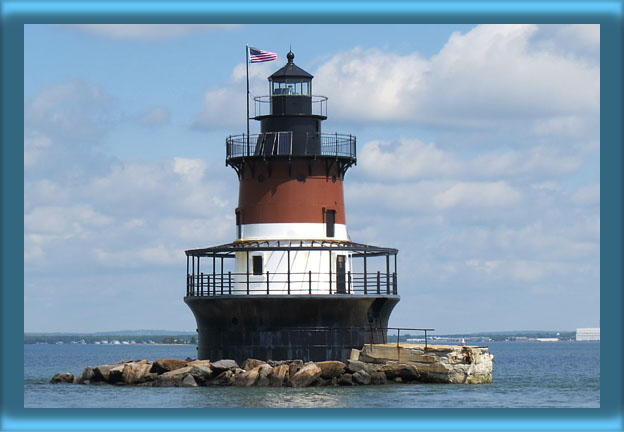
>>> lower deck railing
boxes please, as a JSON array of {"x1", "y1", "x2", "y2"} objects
[
  {"x1": 186, "y1": 271, "x2": 398, "y2": 296},
  {"x1": 197, "y1": 326, "x2": 434, "y2": 348}
]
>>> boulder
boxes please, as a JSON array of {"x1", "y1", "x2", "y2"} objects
[
  {"x1": 75, "y1": 366, "x2": 96, "y2": 384},
  {"x1": 155, "y1": 366, "x2": 193, "y2": 386},
  {"x1": 354, "y1": 344, "x2": 494, "y2": 384},
  {"x1": 211, "y1": 359, "x2": 239, "y2": 375},
  {"x1": 122, "y1": 361, "x2": 152, "y2": 384},
  {"x1": 50, "y1": 372, "x2": 74, "y2": 384},
  {"x1": 136, "y1": 372, "x2": 158, "y2": 384},
  {"x1": 107, "y1": 364, "x2": 126, "y2": 383},
  {"x1": 337, "y1": 373, "x2": 353, "y2": 386},
  {"x1": 288, "y1": 360, "x2": 304, "y2": 379},
  {"x1": 189, "y1": 365, "x2": 212, "y2": 385},
  {"x1": 288, "y1": 362, "x2": 322, "y2": 387},
  {"x1": 242, "y1": 359, "x2": 266, "y2": 371},
  {"x1": 370, "y1": 370, "x2": 387, "y2": 385},
  {"x1": 233, "y1": 367, "x2": 259, "y2": 386},
  {"x1": 352, "y1": 370, "x2": 371, "y2": 385},
  {"x1": 94, "y1": 364, "x2": 113, "y2": 382},
  {"x1": 381, "y1": 363, "x2": 420, "y2": 382},
  {"x1": 316, "y1": 361, "x2": 345, "y2": 379},
  {"x1": 150, "y1": 358, "x2": 188, "y2": 374},
  {"x1": 188, "y1": 360, "x2": 212, "y2": 368},
  {"x1": 181, "y1": 375, "x2": 198, "y2": 387},
  {"x1": 255, "y1": 364, "x2": 273, "y2": 387},
  {"x1": 346, "y1": 360, "x2": 378, "y2": 375},
  {"x1": 317, "y1": 377, "x2": 338, "y2": 387},
  {"x1": 212, "y1": 370, "x2": 235, "y2": 386},
  {"x1": 270, "y1": 364, "x2": 289, "y2": 387}
]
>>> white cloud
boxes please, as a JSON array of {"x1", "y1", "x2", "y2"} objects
[
  {"x1": 193, "y1": 24, "x2": 599, "y2": 135},
  {"x1": 571, "y1": 183, "x2": 600, "y2": 206},
  {"x1": 531, "y1": 182, "x2": 560, "y2": 192},
  {"x1": 24, "y1": 80, "x2": 116, "y2": 142},
  {"x1": 22, "y1": 82, "x2": 235, "y2": 273},
  {"x1": 172, "y1": 157, "x2": 206, "y2": 183},
  {"x1": 346, "y1": 179, "x2": 522, "y2": 218},
  {"x1": 556, "y1": 24, "x2": 600, "y2": 53},
  {"x1": 313, "y1": 24, "x2": 599, "y2": 127},
  {"x1": 432, "y1": 221, "x2": 599, "y2": 264},
  {"x1": 314, "y1": 47, "x2": 429, "y2": 122},
  {"x1": 25, "y1": 205, "x2": 113, "y2": 235},
  {"x1": 534, "y1": 24, "x2": 600, "y2": 58},
  {"x1": 24, "y1": 155, "x2": 235, "y2": 272},
  {"x1": 346, "y1": 180, "x2": 440, "y2": 213},
  {"x1": 137, "y1": 106, "x2": 170, "y2": 126},
  {"x1": 433, "y1": 181, "x2": 521, "y2": 210},
  {"x1": 66, "y1": 24, "x2": 240, "y2": 40},
  {"x1": 464, "y1": 259, "x2": 573, "y2": 282},
  {"x1": 358, "y1": 139, "x2": 460, "y2": 180},
  {"x1": 532, "y1": 115, "x2": 597, "y2": 138},
  {"x1": 194, "y1": 62, "x2": 275, "y2": 129},
  {"x1": 357, "y1": 139, "x2": 582, "y2": 182},
  {"x1": 24, "y1": 131, "x2": 52, "y2": 168}
]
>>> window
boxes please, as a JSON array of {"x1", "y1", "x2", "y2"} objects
[
  {"x1": 271, "y1": 80, "x2": 311, "y2": 96},
  {"x1": 252, "y1": 255, "x2": 263, "y2": 275},
  {"x1": 277, "y1": 131, "x2": 292, "y2": 154},
  {"x1": 235, "y1": 210, "x2": 241, "y2": 239},
  {"x1": 326, "y1": 210, "x2": 336, "y2": 237},
  {"x1": 259, "y1": 133, "x2": 276, "y2": 155}
]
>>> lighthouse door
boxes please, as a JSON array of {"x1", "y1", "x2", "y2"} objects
[{"x1": 336, "y1": 255, "x2": 346, "y2": 294}]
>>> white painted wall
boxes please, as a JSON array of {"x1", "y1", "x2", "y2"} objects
[
  {"x1": 233, "y1": 249, "x2": 353, "y2": 295},
  {"x1": 239, "y1": 223, "x2": 349, "y2": 241}
]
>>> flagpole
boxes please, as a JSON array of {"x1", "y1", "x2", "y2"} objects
[{"x1": 245, "y1": 44, "x2": 250, "y2": 157}]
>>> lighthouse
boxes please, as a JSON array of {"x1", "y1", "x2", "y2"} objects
[{"x1": 185, "y1": 51, "x2": 400, "y2": 363}]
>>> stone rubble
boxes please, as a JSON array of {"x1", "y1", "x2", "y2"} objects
[{"x1": 50, "y1": 344, "x2": 493, "y2": 387}]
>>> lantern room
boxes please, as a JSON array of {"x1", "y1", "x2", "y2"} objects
[{"x1": 269, "y1": 51, "x2": 313, "y2": 96}]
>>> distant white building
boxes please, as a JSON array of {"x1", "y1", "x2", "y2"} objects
[{"x1": 576, "y1": 328, "x2": 600, "y2": 341}]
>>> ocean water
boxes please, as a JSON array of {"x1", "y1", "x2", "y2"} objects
[{"x1": 24, "y1": 341, "x2": 599, "y2": 408}]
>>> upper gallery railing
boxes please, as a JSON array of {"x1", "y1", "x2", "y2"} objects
[
  {"x1": 253, "y1": 95, "x2": 328, "y2": 117},
  {"x1": 226, "y1": 132, "x2": 356, "y2": 160}
]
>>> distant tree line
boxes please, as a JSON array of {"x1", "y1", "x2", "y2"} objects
[
  {"x1": 24, "y1": 334, "x2": 198, "y2": 344},
  {"x1": 386, "y1": 331, "x2": 576, "y2": 343}
]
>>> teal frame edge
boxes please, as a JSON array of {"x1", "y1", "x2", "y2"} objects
[{"x1": 2, "y1": 1, "x2": 622, "y2": 431}]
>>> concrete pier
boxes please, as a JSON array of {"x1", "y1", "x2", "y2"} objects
[{"x1": 352, "y1": 343, "x2": 494, "y2": 384}]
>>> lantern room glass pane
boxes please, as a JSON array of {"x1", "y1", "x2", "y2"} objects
[{"x1": 271, "y1": 79, "x2": 311, "y2": 95}]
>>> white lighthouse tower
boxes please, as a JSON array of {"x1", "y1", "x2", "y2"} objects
[{"x1": 185, "y1": 51, "x2": 400, "y2": 362}]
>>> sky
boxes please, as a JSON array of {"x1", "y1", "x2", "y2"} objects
[{"x1": 24, "y1": 24, "x2": 600, "y2": 334}]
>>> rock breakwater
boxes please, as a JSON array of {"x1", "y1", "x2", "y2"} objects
[{"x1": 50, "y1": 344, "x2": 493, "y2": 387}]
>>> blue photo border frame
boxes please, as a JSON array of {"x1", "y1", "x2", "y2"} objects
[{"x1": 2, "y1": 1, "x2": 622, "y2": 430}]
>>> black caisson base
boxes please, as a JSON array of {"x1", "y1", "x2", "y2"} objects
[{"x1": 184, "y1": 295, "x2": 399, "y2": 363}]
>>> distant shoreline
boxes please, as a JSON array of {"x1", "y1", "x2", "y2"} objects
[{"x1": 24, "y1": 329, "x2": 599, "y2": 345}]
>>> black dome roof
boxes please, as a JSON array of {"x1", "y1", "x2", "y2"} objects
[{"x1": 269, "y1": 51, "x2": 313, "y2": 80}]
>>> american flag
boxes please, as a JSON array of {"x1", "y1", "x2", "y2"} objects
[{"x1": 249, "y1": 47, "x2": 277, "y2": 63}]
